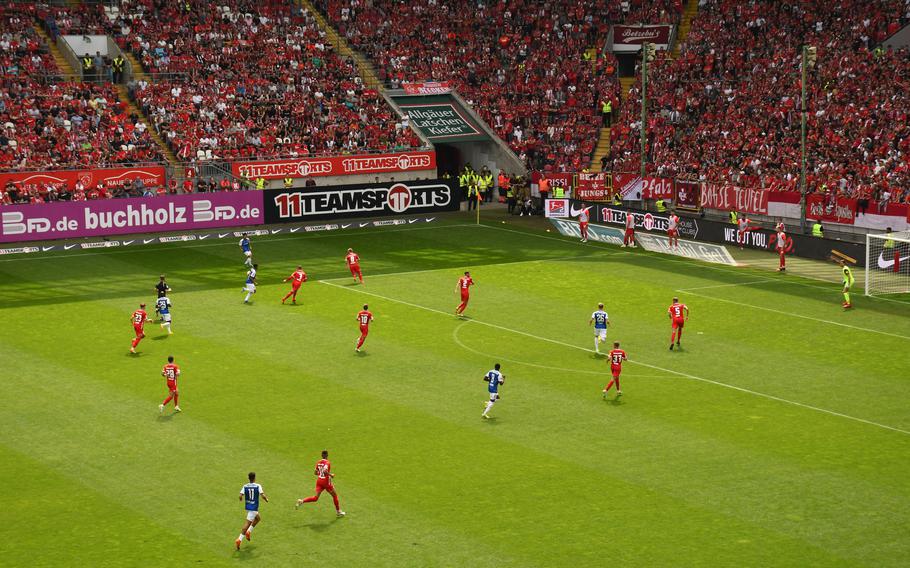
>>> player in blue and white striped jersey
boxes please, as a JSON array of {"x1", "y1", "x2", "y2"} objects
[
  {"x1": 239, "y1": 234, "x2": 253, "y2": 267},
  {"x1": 156, "y1": 296, "x2": 173, "y2": 335},
  {"x1": 482, "y1": 363, "x2": 505, "y2": 419},
  {"x1": 589, "y1": 303, "x2": 610, "y2": 354},
  {"x1": 236, "y1": 472, "x2": 268, "y2": 550}
]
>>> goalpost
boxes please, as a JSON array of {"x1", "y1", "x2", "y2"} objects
[{"x1": 865, "y1": 230, "x2": 910, "y2": 296}]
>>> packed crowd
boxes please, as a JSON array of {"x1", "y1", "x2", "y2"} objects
[
  {"x1": 0, "y1": 8, "x2": 56, "y2": 77},
  {"x1": 110, "y1": 0, "x2": 418, "y2": 160},
  {"x1": 608, "y1": 0, "x2": 910, "y2": 207},
  {"x1": 317, "y1": 0, "x2": 638, "y2": 171}
]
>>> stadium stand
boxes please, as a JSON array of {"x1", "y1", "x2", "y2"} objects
[
  {"x1": 110, "y1": 0, "x2": 419, "y2": 161},
  {"x1": 608, "y1": 0, "x2": 910, "y2": 205},
  {"x1": 315, "y1": 0, "x2": 660, "y2": 171}
]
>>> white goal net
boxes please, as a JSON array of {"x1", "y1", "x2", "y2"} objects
[{"x1": 865, "y1": 230, "x2": 910, "y2": 296}]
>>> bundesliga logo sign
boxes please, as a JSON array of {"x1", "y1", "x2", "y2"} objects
[{"x1": 273, "y1": 183, "x2": 452, "y2": 219}]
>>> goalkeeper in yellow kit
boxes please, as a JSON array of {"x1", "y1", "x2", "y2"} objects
[{"x1": 840, "y1": 260, "x2": 855, "y2": 309}]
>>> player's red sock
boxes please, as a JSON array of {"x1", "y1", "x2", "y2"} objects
[
  {"x1": 173, "y1": 393, "x2": 179, "y2": 406},
  {"x1": 332, "y1": 494, "x2": 340, "y2": 511},
  {"x1": 670, "y1": 331, "x2": 676, "y2": 344},
  {"x1": 162, "y1": 394, "x2": 173, "y2": 406},
  {"x1": 457, "y1": 301, "x2": 467, "y2": 313},
  {"x1": 282, "y1": 291, "x2": 292, "y2": 302},
  {"x1": 302, "y1": 495, "x2": 319, "y2": 503},
  {"x1": 613, "y1": 378, "x2": 621, "y2": 391},
  {"x1": 604, "y1": 379, "x2": 614, "y2": 391},
  {"x1": 356, "y1": 335, "x2": 366, "y2": 349},
  {"x1": 676, "y1": 329, "x2": 683, "y2": 343}
]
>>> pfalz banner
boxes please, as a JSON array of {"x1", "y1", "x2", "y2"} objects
[
  {"x1": 612, "y1": 25, "x2": 673, "y2": 52},
  {"x1": 264, "y1": 179, "x2": 460, "y2": 223},
  {"x1": 612, "y1": 174, "x2": 674, "y2": 200},
  {"x1": 0, "y1": 191, "x2": 264, "y2": 243},
  {"x1": 0, "y1": 166, "x2": 167, "y2": 192},
  {"x1": 700, "y1": 183, "x2": 769, "y2": 215},
  {"x1": 232, "y1": 151, "x2": 437, "y2": 180}
]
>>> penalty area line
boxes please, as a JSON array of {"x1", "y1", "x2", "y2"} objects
[{"x1": 320, "y1": 280, "x2": 910, "y2": 436}]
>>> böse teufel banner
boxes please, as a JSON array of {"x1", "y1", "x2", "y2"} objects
[
  {"x1": 231, "y1": 151, "x2": 436, "y2": 181},
  {"x1": 264, "y1": 179, "x2": 460, "y2": 223},
  {"x1": 0, "y1": 166, "x2": 167, "y2": 192},
  {"x1": 699, "y1": 183, "x2": 769, "y2": 215},
  {"x1": 0, "y1": 191, "x2": 264, "y2": 243}
]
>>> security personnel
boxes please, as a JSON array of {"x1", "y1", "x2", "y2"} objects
[
  {"x1": 467, "y1": 174, "x2": 479, "y2": 211},
  {"x1": 729, "y1": 210, "x2": 738, "y2": 225},
  {"x1": 498, "y1": 170, "x2": 510, "y2": 203},
  {"x1": 111, "y1": 55, "x2": 125, "y2": 83},
  {"x1": 612, "y1": 191, "x2": 622, "y2": 206},
  {"x1": 255, "y1": 176, "x2": 266, "y2": 190},
  {"x1": 459, "y1": 165, "x2": 473, "y2": 198},
  {"x1": 505, "y1": 176, "x2": 516, "y2": 214},
  {"x1": 480, "y1": 167, "x2": 494, "y2": 202},
  {"x1": 655, "y1": 198, "x2": 667, "y2": 213},
  {"x1": 552, "y1": 183, "x2": 565, "y2": 199},
  {"x1": 601, "y1": 99, "x2": 612, "y2": 127},
  {"x1": 81, "y1": 53, "x2": 95, "y2": 81},
  {"x1": 283, "y1": 176, "x2": 294, "y2": 189},
  {"x1": 811, "y1": 220, "x2": 824, "y2": 237}
]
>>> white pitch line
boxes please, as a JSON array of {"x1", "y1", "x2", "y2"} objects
[
  {"x1": 320, "y1": 279, "x2": 910, "y2": 436},
  {"x1": 681, "y1": 289, "x2": 910, "y2": 341},
  {"x1": 321, "y1": 250, "x2": 625, "y2": 283},
  {"x1": 677, "y1": 280, "x2": 770, "y2": 292}
]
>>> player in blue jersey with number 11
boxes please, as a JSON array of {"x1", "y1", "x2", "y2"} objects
[
  {"x1": 589, "y1": 303, "x2": 610, "y2": 354},
  {"x1": 236, "y1": 472, "x2": 268, "y2": 550}
]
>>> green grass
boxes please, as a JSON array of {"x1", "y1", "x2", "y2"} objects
[{"x1": 1, "y1": 215, "x2": 908, "y2": 567}]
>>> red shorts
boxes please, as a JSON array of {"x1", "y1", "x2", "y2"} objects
[
  {"x1": 460, "y1": 291, "x2": 470, "y2": 301},
  {"x1": 167, "y1": 381, "x2": 177, "y2": 392},
  {"x1": 672, "y1": 318, "x2": 685, "y2": 330},
  {"x1": 667, "y1": 228, "x2": 678, "y2": 238},
  {"x1": 133, "y1": 325, "x2": 145, "y2": 337},
  {"x1": 349, "y1": 264, "x2": 361, "y2": 275},
  {"x1": 292, "y1": 282, "x2": 302, "y2": 290},
  {"x1": 610, "y1": 366, "x2": 622, "y2": 378},
  {"x1": 315, "y1": 481, "x2": 335, "y2": 494},
  {"x1": 624, "y1": 228, "x2": 634, "y2": 238},
  {"x1": 359, "y1": 325, "x2": 369, "y2": 336},
  {"x1": 579, "y1": 221, "x2": 588, "y2": 229}
]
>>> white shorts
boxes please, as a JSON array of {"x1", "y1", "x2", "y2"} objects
[
  {"x1": 244, "y1": 250, "x2": 252, "y2": 257},
  {"x1": 489, "y1": 392, "x2": 499, "y2": 402},
  {"x1": 245, "y1": 510, "x2": 259, "y2": 522},
  {"x1": 160, "y1": 313, "x2": 171, "y2": 323},
  {"x1": 244, "y1": 283, "x2": 256, "y2": 293},
  {"x1": 594, "y1": 328, "x2": 607, "y2": 340}
]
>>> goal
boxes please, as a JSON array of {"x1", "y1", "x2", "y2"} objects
[{"x1": 865, "y1": 230, "x2": 910, "y2": 296}]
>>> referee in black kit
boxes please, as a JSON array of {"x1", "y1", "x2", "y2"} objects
[{"x1": 154, "y1": 275, "x2": 171, "y2": 321}]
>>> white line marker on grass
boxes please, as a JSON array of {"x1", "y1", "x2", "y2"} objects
[{"x1": 321, "y1": 280, "x2": 910, "y2": 436}]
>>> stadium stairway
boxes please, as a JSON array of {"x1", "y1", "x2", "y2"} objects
[
  {"x1": 33, "y1": 25, "x2": 78, "y2": 78},
  {"x1": 672, "y1": 0, "x2": 699, "y2": 59},
  {"x1": 115, "y1": 53, "x2": 178, "y2": 165},
  {"x1": 296, "y1": 0, "x2": 382, "y2": 90}
]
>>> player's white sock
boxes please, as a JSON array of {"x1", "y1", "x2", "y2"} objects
[
  {"x1": 244, "y1": 292, "x2": 252, "y2": 302},
  {"x1": 163, "y1": 323, "x2": 171, "y2": 333},
  {"x1": 238, "y1": 533, "x2": 245, "y2": 541},
  {"x1": 246, "y1": 525, "x2": 254, "y2": 534},
  {"x1": 482, "y1": 401, "x2": 494, "y2": 416},
  {"x1": 594, "y1": 337, "x2": 599, "y2": 352}
]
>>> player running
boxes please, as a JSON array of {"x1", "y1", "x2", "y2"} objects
[
  {"x1": 355, "y1": 304, "x2": 373, "y2": 352},
  {"x1": 157, "y1": 296, "x2": 173, "y2": 335},
  {"x1": 281, "y1": 265, "x2": 307, "y2": 304},
  {"x1": 236, "y1": 472, "x2": 269, "y2": 550},
  {"x1": 129, "y1": 303, "x2": 148, "y2": 354},
  {"x1": 668, "y1": 297, "x2": 689, "y2": 350},
  {"x1": 667, "y1": 211, "x2": 680, "y2": 249},
  {"x1": 242, "y1": 264, "x2": 258, "y2": 304},
  {"x1": 589, "y1": 303, "x2": 610, "y2": 354},
  {"x1": 840, "y1": 260, "x2": 855, "y2": 309},
  {"x1": 622, "y1": 212, "x2": 636, "y2": 248},
  {"x1": 578, "y1": 206, "x2": 591, "y2": 242},
  {"x1": 154, "y1": 275, "x2": 171, "y2": 321},
  {"x1": 603, "y1": 341, "x2": 626, "y2": 398},
  {"x1": 345, "y1": 248, "x2": 363, "y2": 284},
  {"x1": 455, "y1": 271, "x2": 474, "y2": 316},
  {"x1": 239, "y1": 234, "x2": 253, "y2": 267},
  {"x1": 482, "y1": 363, "x2": 505, "y2": 419},
  {"x1": 158, "y1": 355, "x2": 181, "y2": 413},
  {"x1": 296, "y1": 450, "x2": 345, "y2": 517}
]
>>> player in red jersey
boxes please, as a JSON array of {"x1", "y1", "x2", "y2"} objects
[
  {"x1": 667, "y1": 296, "x2": 689, "y2": 350},
  {"x1": 455, "y1": 271, "x2": 474, "y2": 316},
  {"x1": 281, "y1": 265, "x2": 308, "y2": 304},
  {"x1": 667, "y1": 212, "x2": 680, "y2": 249},
  {"x1": 603, "y1": 341, "x2": 626, "y2": 398},
  {"x1": 296, "y1": 450, "x2": 345, "y2": 517},
  {"x1": 158, "y1": 355, "x2": 182, "y2": 413},
  {"x1": 577, "y1": 206, "x2": 591, "y2": 242},
  {"x1": 355, "y1": 304, "x2": 373, "y2": 352},
  {"x1": 345, "y1": 248, "x2": 363, "y2": 284},
  {"x1": 129, "y1": 303, "x2": 148, "y2": 353},
  {"x1": 622, "y1": 212, "x2": 636, "y2": 247}
]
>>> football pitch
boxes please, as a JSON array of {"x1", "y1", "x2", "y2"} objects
[{"x1": 1, "y1": 214, "x2": 908, "y2": 567}]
